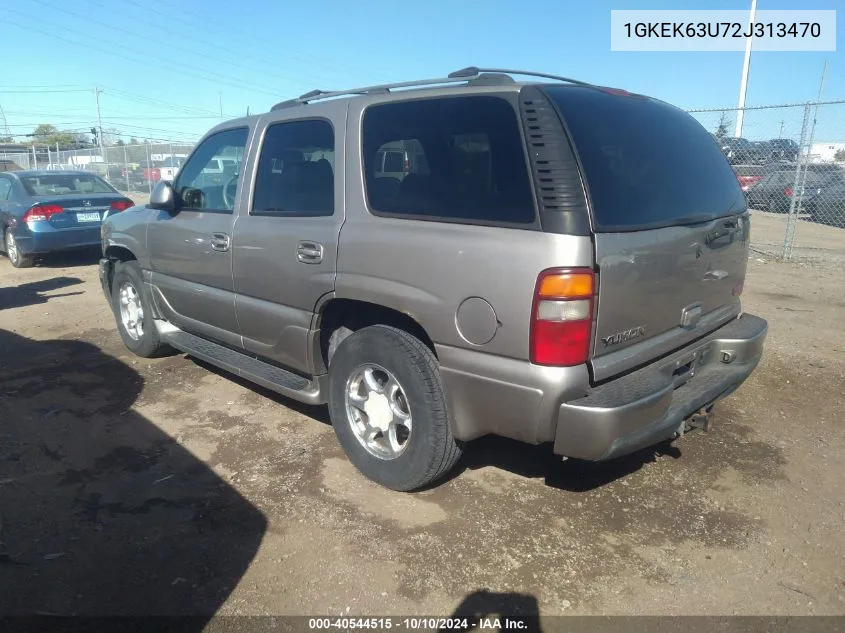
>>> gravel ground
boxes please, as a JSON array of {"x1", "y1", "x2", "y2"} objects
[{"x1": 0, "y1": 229, "x2": 843, "y2": 620}]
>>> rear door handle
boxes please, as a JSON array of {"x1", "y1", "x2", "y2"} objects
[
  {"x1": 703, "y1": 269, "x2": 729, "y2": 281},
  {"x1": 297, "y1": 241, "x2": 324, "y2": 264},
  {"x1": 210, "y1": 233, "x2": 231, "y2": 252}
]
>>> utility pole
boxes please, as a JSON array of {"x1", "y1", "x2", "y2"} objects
[
  {"x1": 734, "y1": 0, "x2": 758, "y2": 138},
  {"x1": 94, "y1": 87, "x2": 107, "y2": 176},
  {"x1": 779, "y1": 121, "x2": 785, "y2": 137},
  {"x1": 218, "y1": 92, "x2": 223, "y2": 121}
]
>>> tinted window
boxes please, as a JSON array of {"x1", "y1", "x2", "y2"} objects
[
  {"x1": 21, "y1": 173, "x2": 116, "y2": 196},
  {"x1": 0, "y1": 177, "x2": 11, "y2": 200},
  {"x1": 546, "y1": 86, "x2": 746, "y2": 231},
  {"x1": 176, "y1": 128, "x2": 248, "y2": 212},
  {"x1": 252, "y1": 119, "x2": 334, "y2": 216},
  {"x1": 362, "y1": 96, "x2": 535, "y2": 225}
]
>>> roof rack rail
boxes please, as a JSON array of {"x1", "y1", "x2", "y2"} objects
[
  {"x1": 270, "y1": 72, "x2": 489, "y2": 110},
  {"x1": 448, "y1": 66, "x2": 593, "y2": 87},
  {"x1": 269, "y1": 67, "x2": 589, "y2": 111}
]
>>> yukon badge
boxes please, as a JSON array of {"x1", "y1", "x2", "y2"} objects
[{"x1": 602, "y1": 326, "x2": 646, "y2": 347}]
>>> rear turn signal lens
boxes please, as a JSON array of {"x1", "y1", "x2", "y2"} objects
[
  {"x1": 22, "y1": 204, "x2": 63, "y2": 222},
  {"x1": 537, "y1": 271, "x2": 593, "y2": 298},
  {"x1": 530, "y1": 268, "x2": 595, "y2": 367},
  {"x1": 110, "y1": 200, "x2": 134, "y2": 212}
]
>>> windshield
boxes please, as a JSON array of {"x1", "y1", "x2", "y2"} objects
[
  {"x1": 21, "y1": 173, "x2": 116, "y2": 196},
  {"x1": 544, "y1": 86, "x2": 746, "y2": 232}
]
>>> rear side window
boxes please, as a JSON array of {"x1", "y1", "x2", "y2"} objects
[
  {"x1": 362, "y1": 96, "x2": 535, "y2": 226},
  {"x1": 545, "y1": 86, "x2": 746, "y2": 232},
  {"x1": 252, "y1": 119, "x2": 334, "y2": 216}
]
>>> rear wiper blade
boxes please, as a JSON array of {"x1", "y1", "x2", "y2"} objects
[{"x1": 671, "y1": 213, "x2": 719, "y2": 226}]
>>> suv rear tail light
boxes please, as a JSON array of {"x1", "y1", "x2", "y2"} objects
[
  {"x1": 530, "y1": 268, "x2": 595, "y2": 366},
  {"x1": 784, "y1": 187, "x2": 794, "y2": 197},
  {"x1": 110, "y1": 200, "x2": 134, "y2": 212},
  {"x1": 22, "y1": 204, "x2": 63, "y2": 222}
]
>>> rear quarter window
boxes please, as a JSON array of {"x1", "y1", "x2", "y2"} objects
[
  {"x1": 362, "y1": 95, "x2": 536, "y2": 226},
  {"x1": 544, "y1": 86, "x2": 746, "y2": 232}
]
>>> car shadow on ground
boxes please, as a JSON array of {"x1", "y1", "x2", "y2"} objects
[
  {"x1": 30, "y1": 247, "x2": 103, "y2": 269},
  {"x1": 0, "y1": 329, "x2": 267, "y2": 618},
  {"x1": 188, "y1": 356, "x2": 677, "y2": 493},
  {"x1": 453, "y1": 435, "x2": 681, "y2": 492},
  {"x1": 0, "y1": 276, "x2": 84, "y2": 310}
]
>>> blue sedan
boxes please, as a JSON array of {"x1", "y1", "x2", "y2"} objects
[{"x1": 0, "y1": 170, "x2": 134, "y2": 268}]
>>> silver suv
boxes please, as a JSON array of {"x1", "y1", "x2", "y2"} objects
[{"x1": 99, "y1": 67, "x2": 768, "y2": 491}]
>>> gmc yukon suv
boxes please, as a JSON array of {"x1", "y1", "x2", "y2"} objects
[{"x1": 99, "y1": 67, "x2": 767, "y2": 491}]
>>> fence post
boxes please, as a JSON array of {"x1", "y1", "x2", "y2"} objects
[
  {"x1": 121, "y1": 144, "x2": 129, "y2": 192},
  {"x1": 782, "y1": 102, "x2": 812, "y2": 260},
  {"x1": 146, "y1": 141, "x2": 153, "y2": 196}
]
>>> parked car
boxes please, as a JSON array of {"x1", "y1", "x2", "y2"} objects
[
  {"x1": 0, "y1": 159, "x2": 22, "y2": 172},
  {"x1": 158, "y1": 156, "x2": 184, "y2": 181},
  {"x1": 805, "y1": 180, "x2": 845, "y2": 228},
  {"x1": 0, "y1": 170, "x2": 134, "y2": 268},
  {"x1": 768, "y1": 138, "x2": 800, "y2": 162},
  {"x1": 745, "y1": 168, "x2": 836, "y2": 213},
  {"x1": 99, "y1": 67, "x2": 767, "y2": 491},
  {"x1": 732, "y1": 164, "x2": 764, "y2": 192},
  {"x1": 719, "y1": 137, "x2": 766, "y2": 164}
]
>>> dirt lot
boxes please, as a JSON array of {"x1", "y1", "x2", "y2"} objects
[{"x1": 1, "y1": 234, "x2": 844, "y2": 619}]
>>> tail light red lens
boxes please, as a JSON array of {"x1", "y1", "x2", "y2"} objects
[
  {"x1": 22, "y1": 204, "x2": 63, "y2": 222},
  {"x1": 110, "y1": 200, "x2": 134, "y2": 212},
  {"x1": 530, "y1": 268, "x2": 595, "y2": 366},
  {"x1": 784, "y1": 187, "x2": 794, "y2": 197}
]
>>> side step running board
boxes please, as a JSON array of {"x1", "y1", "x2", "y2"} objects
[{"x1": 161, "y1": 329, "x2": 327, "y2": 405}]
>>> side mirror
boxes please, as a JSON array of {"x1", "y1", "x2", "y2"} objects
[{"x1": 149, "y1": 180, "x2": 176, "y2": 211}]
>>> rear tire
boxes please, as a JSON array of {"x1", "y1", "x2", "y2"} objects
[
  {"x1": 110, "y1": 260, "x2": 170, "y2": 358},
  {"x1": 4, "y1": 230, "x2": 34, "y2": 268},
  {"x1": 327, "y1": 325, "x2": 463, "y2": 491}
]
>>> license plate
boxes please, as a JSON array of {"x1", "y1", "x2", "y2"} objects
[{"x1": 76, "y1": 212, "x2": 100, "y2": 222}]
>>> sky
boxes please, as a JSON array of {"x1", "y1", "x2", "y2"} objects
[{"x1": 1, "y1": 0, "x2": 842, "y2": 146}]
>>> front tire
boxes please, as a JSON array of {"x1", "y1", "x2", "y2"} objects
[
  {"x1": 327, "y1": 325, "x2": 463, "y2": 491},
  {"x1": 4, "y1": 230, "x2": 34, "y2": 268},
  {"x1": 110, "y1": 261, "x2": 169, "y2": 358}
]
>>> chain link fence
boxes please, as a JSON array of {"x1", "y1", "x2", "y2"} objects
[
  {"x1": 688, "y1": 100, "x2": 845, "y2": 264},
  {"x1": 1, "y1": 142, "x2": 195, "y2": 195}
]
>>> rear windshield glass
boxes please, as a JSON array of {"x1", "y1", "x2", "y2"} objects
[
  {"x1": 21, "y1": 174, "x2": 115, "y2": 196},
  {"x1": 544, "y1": 86, "x2": 746, "y2": 232}
]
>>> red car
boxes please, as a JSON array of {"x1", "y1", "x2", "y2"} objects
[{"x1": 733, "y1": 164, "x2": 763, "y2": 192}]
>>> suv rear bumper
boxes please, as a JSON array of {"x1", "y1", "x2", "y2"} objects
[
  {"x1": 437, "y1": 313, "x2": 766, "y2": 460},
  {"x1": 554, "y1": 313, "x2": 767, "y2": 460}
]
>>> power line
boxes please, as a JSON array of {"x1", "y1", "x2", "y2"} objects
[
  {"x1": 85, "y1": 0, "x2": 349, "y2": 91},
  {"x1": 117, "y1": 0, "x2": 391, "y2": 85},
  {"x1": 39, "y1": 0, "x2": 304, "y2": 98},
  {"x1": 4, "y1": 11, "x2": 282, "y2": 99}
]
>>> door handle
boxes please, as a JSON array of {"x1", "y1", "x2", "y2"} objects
[
  {"x1": 210, "y1": 233, "x2": 231, "y2": 252},
  {"x1": 297, "y1": 241, "x2": 324, "y2": 264},
  {"x1": 703, "y1": 269, "x2": 729, "y2": 281}
]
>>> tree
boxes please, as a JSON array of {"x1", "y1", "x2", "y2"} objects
[
  {"x1": 0, "y1": 135, "x2": 13, "y2": 143},
  {"x1": 129, "y1": 137, "x2": 139, "y2": 145},
  {"x1": 834, "y1": 148, "x2": 845, "y2": 162},
  {"x1": 32, "y1": 124, "x2": 76, "y2": 149},
  {"x1": 714, "y1": 112, "x2": 730, "y2": 139}
]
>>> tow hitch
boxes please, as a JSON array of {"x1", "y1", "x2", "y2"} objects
[
  {"x1": 688, "y1": 406, "x2": 714, "y2": 432},
  {"x1": 677, "y1": 406, "x2": 715, "y2": 437}
]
